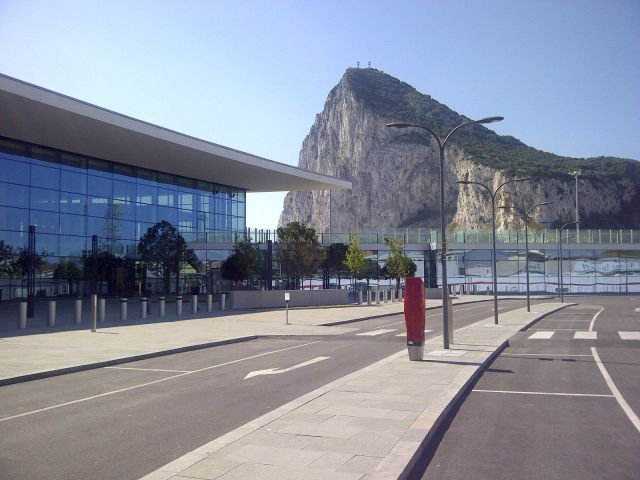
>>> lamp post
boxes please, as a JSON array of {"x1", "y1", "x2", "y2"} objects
[
  {"x1": 386, "y1": 116, "x2": 503, "y2": 348},
  {"x1": 499, "y1": 201, "x2": 552, "y2": 312},
  {"x1": 571, "y1": 170, "x2": 581, "y2": 239},
  {"x1": 456, "y1": 178, "x2": 531, "y2": 324},
  {"x1": 558, "y1": 220, "x2": 579, "y2": 303}
]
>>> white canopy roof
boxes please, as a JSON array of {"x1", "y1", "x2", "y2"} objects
[{"x1": 0, "y1": 73, "x2": 351, "y2": 193}]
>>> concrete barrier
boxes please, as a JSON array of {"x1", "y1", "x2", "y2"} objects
[
  {"x1": 192, "y1": 295, "x2": 198, "y2": 314},
  {"x1": 229, "y1": 289, "x2": 349, "y2": 309},
  {"x1": 120, "y1": 298, "x2": 128, "y2": 321},
  {"x1": 141, "y1": 298, "x2": 147, "y2": 320},
  {"x1": 98, "y1": 298, "x2": 106, "y2": 323},
  {"x1": 207, "y1": 294, "x2": 213, "y2": 313}
]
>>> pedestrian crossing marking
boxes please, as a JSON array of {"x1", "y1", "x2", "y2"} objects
[
  {"x1": 574, "y1": 331, "x2": 598, "y2": 340},
  {"x1": 528, "y1": 331, "x2": 554, "y2": 339},
  {"x1": 357, "y1": 329, "x2": 397, "y2": 336},
  {"x1": 619, "y1": 331, "x2": 640, "y2": 340},
  {"x1": 396, "y1": 329, "x2": 434, "y2": 337}
]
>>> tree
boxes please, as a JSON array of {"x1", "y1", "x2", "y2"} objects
[
  {"x1": 383, "y1": 238, "x2": 415, "y2": 291},
  {"x1": 276, "y1": 221, "x2": 322, "y2": 290},
  {"x1": 320, "y1": 243, "x2": 347, "y2": 289},
  {"x1": 0, "y1": 240, "x2": 18, "y2": 279},
  {"x1": 137, "y1": 220, "x2": 197, "y2": 295},
  {"x1": 54, "y1": 259, "x2": 83, "y2": 295},
  {"x1": 344, "y1": 235, "x2": 365, "y2": 288},
  {"x1": 221, "y1": 238, "x2": 262, "y2": 286}
]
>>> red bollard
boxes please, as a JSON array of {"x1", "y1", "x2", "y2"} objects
[{"x1": 404, "y1": 277, "x2": 425, "y2": 360}]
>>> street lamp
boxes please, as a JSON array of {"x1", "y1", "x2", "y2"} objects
[
  {"x1": 386, "y1": 116, "x2": 503, "y2": 348},
  {"x1": 499, "y1": 201, "x2": 552, "y2": 312},
  {"x1": 558, "y1": 220, "x2": 580, "y2": 303},
  {"x1": 455, "y1": 178, "x2": 531, "y2": 324},
  {"x1": 571, "y1": 170, "x2": 582, "y2": 239}
]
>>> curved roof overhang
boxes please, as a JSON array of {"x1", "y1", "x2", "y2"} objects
[{"x1": 0, "y1": 73, "x2": 351, "y2": 193}]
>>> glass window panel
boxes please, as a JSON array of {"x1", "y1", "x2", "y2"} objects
[
  {"x1": 60, "y1": 152, "x2": 87, "y2": 172},
  {"x1": 60, "y1": 213, "x2": 86, "y2": 236},
  {"x1": 30, "y1": 210, "x2": 59, "y2": 234},
  {"x1": 30, "y1": 188, "x2": 59, "y2": 212},
  {"x1": 60, "y1": 169, "x2": 87, "y2": 194},
  {"x1": 87, "y1": 158, "x2": 112, "y2": 177},
  {"x1": 30, "y1": 146, "x2": 58, "y2": 167},
  {"x1": 0, "y1": 206, "x2": 29, "y2": 231},
  {"x1": 136, "y1": 184, "x2": 156, "y2": 204},
  {"x1": 136, "y1": 203, "x2": 157, "y2": 223},
  {"x1": 31, "y1": 163, "x2": 60, "y2": 190},
  {"x1": 237, "y1": 202, "x2": 245, "y2": 218},
  {"x1": 236, "y1": 217, "x2": 245, "y2": 231},
  {"x1": 179, "y1": 192, "x2": 194, "y2": 210},
  {"x1": 113, "y1": 164, "x2": 136, "y2": 182},
  {"x1": 0, "y1": 137, "x2": 28, "y2": 157},
  {"x1": 60, "y1": 192, "x2": 87, "y2": 215},
  {"x1": 157, "y1": 172, "x2": 177, "y2": 190},
  {"x1": 59, "y1": 236, "x2": 86, "y2": 257},
  {"x1": 0, "y1": 158, "x2": 30, "y2": 185},
  {"x1": 231, "y1": 202, "x2": 239, "y2": 217},
  {"x1": 0, "y1": 229, "x2": 27, "y2": 250},
  {"x1": 198, "y1": 193, "x2": 211, "y2": 213},
  {"x1": 88, "y1": 216, "x2": 110, "y2": 237},
  {"x1": 88, "y1": 175, "x2": 112, "y2": 198},
  {"x1": 87, "y1": 197, "x2": 109, "y2": 217},
  {"x1": 158, "y1": 188, "x2": 176, "y2": 207},
  {"x1": 113, "y1": 219, "x2": 136, "y2": 240},
  {"x1": 176, "y1": 176, "x2": 194, "y2": 189},
  {"x1": 157, "y1": 206, "x2": 177, "y2": 225},
  {"x1": 113, "y1": 180, "x2": 136, "y2": 203},
  {"x1": 36, "y1": 233, "x2": 59, "y2": 256},
  {"x1": 234, "y1": 190, "x2": 246, "y2": 202},
  {"x1": 0, "y1": 183, "x2": 29, "y2": 208},
  {"x1": 137, "y1": 168, "x2": 157, "y2": 185},
  {"x1": 112, "y1": 199, "x2": 135, "y2": 220},
  {"x1": 136, "y1": 222, "x2": 155, "y2": 240}
]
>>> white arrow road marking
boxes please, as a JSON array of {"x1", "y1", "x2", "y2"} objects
[
  {"x1": 357, "y1": 329, "x2": 397, "y2": 336},
  {"x1": 396, "y1": 329, "x2": 434, "y2": 337},
  {"x1": 244, "y1": 356, "x2": 330, "y2": 380}
]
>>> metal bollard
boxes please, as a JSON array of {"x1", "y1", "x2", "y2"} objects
[
  {"x1": 358, "y1": 290, "x2": 363, "y2": 305},
  {"x1": 367, "y1": 289, "x2": 372, "y2": 305},
  {"x1": 376, "y1": 286, "x2": 380, "y2": 304},
  {"x1": 391, "y1": 289, "x2": 395, "y2": 303},
  {"x1": 19, "y1": 301, "x2": 27, "y2": 328},
  {"x1": 74, "y1": 298, "x2": 82, "y2": 325},
  {"x1": 48, "y1": 300, "x2": 56, "y2": 327},
  {"x1": 176, "y1": 295, "x2": 182, "y2": 316},
  {"x1": 159, "y1": 296, "x2": 166, "y2": 318},
  {"x1": 141, "y1": 297, "x2": 147, "y2": 320},
  {"x1": 192, "y1": 294, "x2": 198, "y2": 314},
  {"x1": 221, "y1": 293, "x2": 226, "y2": 311},
  {"x1": 120, "y1": 297, "x2": 128, "y2": 321},
  {"x1": 99, "y1": 298, "x2": 106, "y2": 323},
  {"x1": 384, "y1": 288, "x2": 388, "y2": 304},
  {"x1": 91, "y1": 294, "x2": 97, "y2": 332},
  {"x1": 207, "y1": 293, "x2": 213, "y2": 313}
]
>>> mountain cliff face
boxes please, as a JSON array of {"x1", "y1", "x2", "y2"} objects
[{"x1": 279, "y1": 68, "x2": 640, "y2": 232}]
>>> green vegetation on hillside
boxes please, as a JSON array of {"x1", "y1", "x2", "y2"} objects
[{"x1": 343, "y1": 68, "x2": 640, "y2": 181}]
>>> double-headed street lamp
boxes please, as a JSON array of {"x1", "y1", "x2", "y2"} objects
[
  {"x1": 499, "y1": 201, "x2": 552, "y2": 312},
  {"x1": 455, "y1": 178, "x2": 531, "y2": 324},
  {"x1": 559, "y1": 220, "x2": 580, "y2": 303},
  {"x1": 386, "y1": 116, "x2": 503, "y2": 349}
]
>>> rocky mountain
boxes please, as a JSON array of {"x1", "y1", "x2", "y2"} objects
[{"x1": 279, "y1": 68, "x2": 640, "y2": 232}]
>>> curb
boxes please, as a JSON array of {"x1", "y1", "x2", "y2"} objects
[
  {"x1": 0, "y1": 335, "x2": 257, "y2": 387},
  {"x1": 397, "y1": 302, "x2": 575, "y2": 479}
]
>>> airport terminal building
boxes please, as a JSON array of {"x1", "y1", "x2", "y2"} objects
[{"x1": 0, "y1": 74, "x2": 350, "y2": 299}]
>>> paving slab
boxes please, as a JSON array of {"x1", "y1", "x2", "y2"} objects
[{"x1": 142, "y1": 302, "x2": 571, "y2": 480}]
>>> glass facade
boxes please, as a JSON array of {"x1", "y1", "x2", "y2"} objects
[{"x1": 0, "y1": 137, "x2": 245, "y2": 299}]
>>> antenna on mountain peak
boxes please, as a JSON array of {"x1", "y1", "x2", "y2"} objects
[{"x1": 368, "y1": 61, "x2": 371, "y2": 68}]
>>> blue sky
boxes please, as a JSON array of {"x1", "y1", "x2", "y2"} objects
[{"x1": 1, "y1": 0, "x2": 638, "y2": 229}]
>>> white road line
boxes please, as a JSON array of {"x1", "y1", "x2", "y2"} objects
[
  {"x1": 529, "y1": 328, "x2": 588, "y2": 331},
  {"x1": 0, "y1": 341, "x2": 321, "y2": 424},
  {"x1": 574, "y1": 331, "x2": 598, "y2": 340},
  {"x1": 395, "y1": 329, "x2": 434, "y2": 337},
  {"x1": 357, "y1": 329, "x2": 397, "y2": 336},
  {"x1": 501, "y1": 353, "x2": 592, "y2": 358},
  {"x1": 619, "y1": 331, "x2": 640, "y2": 340},
  {"x1": 589, "y1": 306, "x2": 605, "y2": 332},
  {"x1": 105, "y1": 366, "x2": 193, "y2": 373},
  {"x1": 473, "y1": 389, "x2": 613, "y2": 398},
  {"x1": 591, "y1": 347, "x2": 640, "y2": 433},
  {"x1": 528, "y1": 331, "x2": 555, "y2": 339}
]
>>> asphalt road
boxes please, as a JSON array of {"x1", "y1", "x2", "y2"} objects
[
  {"x1": 412, "y1": 296, "x2": 640, "y2": 480},
  {"x1": 0, "y1": 299, "x2": 528, "y2": 480}
]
